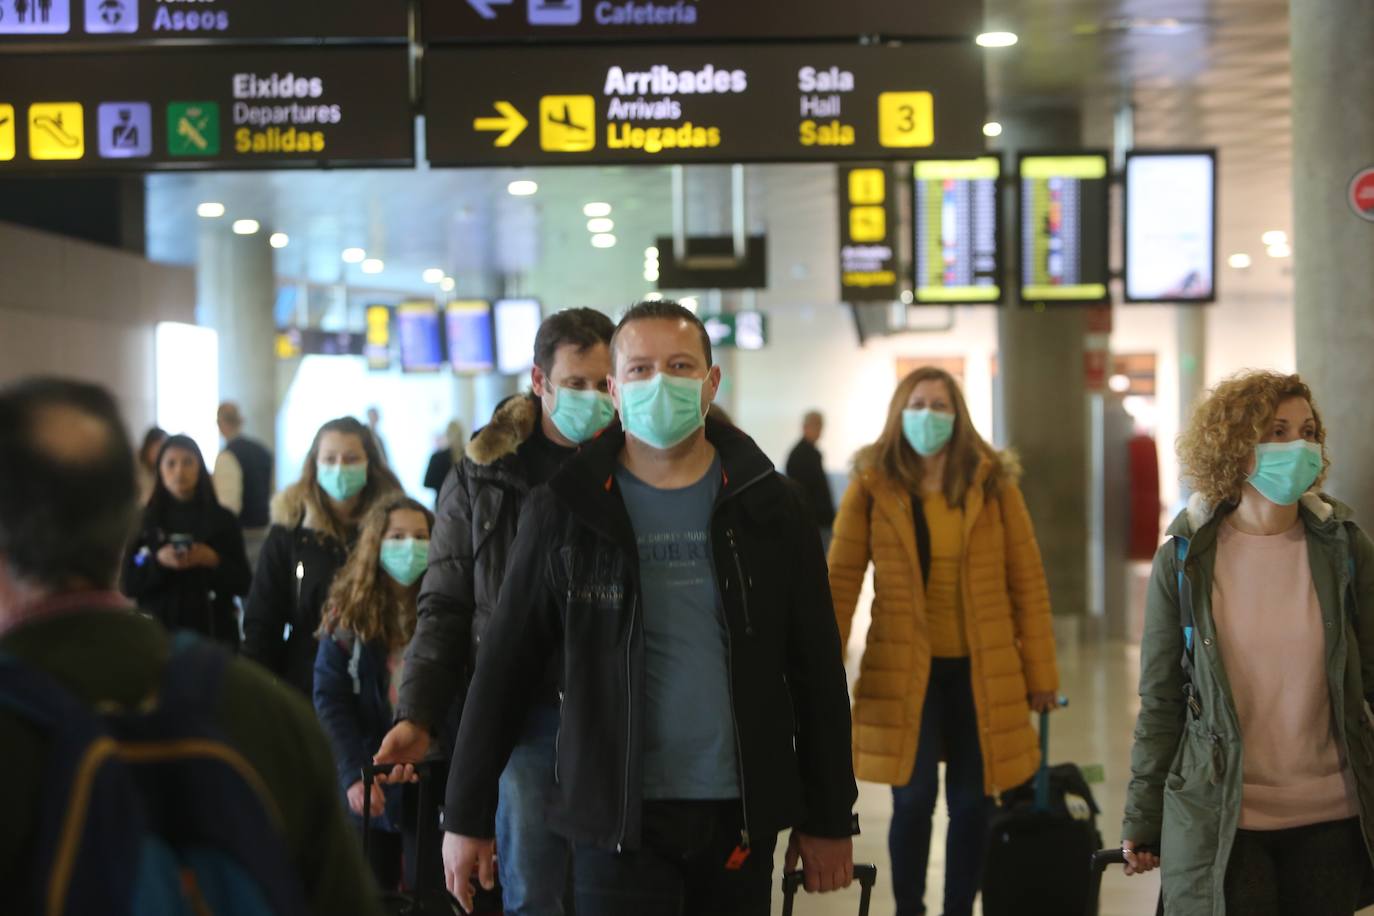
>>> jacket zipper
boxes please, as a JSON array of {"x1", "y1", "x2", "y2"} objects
[
  {"x1": 554, "y1": 690, "x2": 564, "y2": 784},
  {"x1": 617, "y1": 593, "x2": 639, "y2": 852},
  {"x1": 726, "y1": 528, "x2": 754, "y2": 636},
  {"x1": 289, "y1": 559, "x2": 304, "y2": 641}
]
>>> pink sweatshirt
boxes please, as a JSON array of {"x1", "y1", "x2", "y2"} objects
[{"x1": 1211, "y1": 520, "x2": 1359, "y2": 830}]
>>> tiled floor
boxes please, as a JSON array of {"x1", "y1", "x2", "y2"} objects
[{"x1": 771, "y1": 631, "x2": 1163, "y2": 916}]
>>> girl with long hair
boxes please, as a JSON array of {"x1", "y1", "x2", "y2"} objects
[
  {"x1": 242, "y1": 416, "x2": 401, "y2": 695},
  {"x1": 121, "y1": 434, "x2": 251, "y2": 648},
  {"x1": 828, "y1": 367, "x2": 1060, "y2": 916},
  {"x1": 314, "y1": 496, "x2": 440, "y2": 891}
]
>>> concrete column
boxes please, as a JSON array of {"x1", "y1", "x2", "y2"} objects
[
  {"x1": 995, "y1": 108, "x2": 1089, "y2": 620},
  {"x1": 1176, "y1": 308, "x2": 1207, "y2": 503},
  {"x1": 196, "y1": 224, "x2": 277, "y2": 453},
  {"x1": 1291, "y1": 0, "x2": 1374, "y2": 524}
]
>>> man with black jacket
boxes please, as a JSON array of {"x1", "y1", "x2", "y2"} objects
[
  {"x1": 375, "y1": 307, "x2": 616, "y2": 916},
  {"x1": 445, "y1": 301, "x2": 858, "y2": 916},
  {"x1": 785, "y1": 410, "x2": 836, "y2": 553}
]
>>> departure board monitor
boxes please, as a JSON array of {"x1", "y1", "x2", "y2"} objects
[
  {"x1": 1124, "y1": 150, "x2": 1217, "y2": 303},
  {"x1": 494, "y1": 299, "x2": 543, "y2": 376},
  {"x1": 1018, "y1": 152, "x2": 1111, "y2": 304},
  {"x1": 397, "y1": 302, "x2": 444, "y2": 373},
  {"x1": 446, "y1": 300, "x2": 496, "y2": 374},
  {"x1": 912, "y1": 156, "x2": 1002, "y2": 304}
]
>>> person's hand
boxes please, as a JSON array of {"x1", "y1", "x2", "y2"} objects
[
  {"x1": 345, "y1": 779, "x2": 386, "y2": 818},
  {"x1": 373, "y1": 720, "x2": 431, "y2": 784},
  {"x1": 186, "y1": 543, "x2": 220, "y2": 568},
  {"x1": 1029, "y1": 692, "x2": 1059, "y2": 714},
  {"x1": 156, "y1": 545, "x2": 186, "y2": 569},
  {"x1": 1123, "y1": 840, "x2": 1160, "y2": 876},
  {"x1": 443, "y1": 833, "x2": 496, "y2": 914},
  {"x1": 784, "y1": 831, "x2": 854, "y2": 894}
]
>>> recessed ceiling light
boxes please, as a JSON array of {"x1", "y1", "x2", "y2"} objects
[
  {"x1": 197, "y1": 202, "x2": 225, "y2": 219},
  {"x1": 982, "y1": 121, "x2": 1003, "y2": 138},
  {"x1": 422, "y1": 268, "x2": 445, "y2": 284},
  {"x1": 583, "y1": 202, "x2": 612, "y2": 217},
  {"x1": 644, "y1": 246, "x2": 659, "y2": 259},
  {"x1": 1109, "y1": 374, "x2": 1132, "y2": 393},
  {"x1": 269, "y1": 232, "x2": 289, "y2": 249},
  {"x1": 900, "y1": 290, "x2": 915, "y2": 305},
  {"x1": 440, "y1": 277, "x2": 456, "y2": 292},
  {"x1": 342, "y1": 247, "x2": 366, "y2": 264},
  {"x1": 591, "y1": 233, "x2": 617, "y2": 249},
  {"x1": 1261, "y1": 230, "x2": 1288, "y2": 246},
  {"x1": 231, "y1": 219, "x2": 260, "y2": 235},
  {"x1": 680, "y1": 297, "x2": 699, "y2": 313},
  {"x1": 1227, "y1": 253, "x2": 1252, "y2": 269},
  {"x1": 587, "y1": 217, "x2": 615, "y2": 233},
  {"x1": 361, "y1": 258, "x2": 384, "y2": 274},
  {"x1": 1266, "y1": 242, "x2": 1292, "y2": 259},
  {"x1": 644, "y1": 269, "x2": 660, "y2": 282},
  {"x1": 975, "y1": 31, "x2": 1019, "y2": 48},
  {"x1": 644, "y1": 292, "x2": 664, "y2": 302},
  {"x1": 507, "y1": 180, "x2": 538, "y2": 197}
]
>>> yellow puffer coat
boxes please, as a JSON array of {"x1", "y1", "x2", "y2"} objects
[{"x1": 828, "y1": 452, "x2": 1059, "y2": 795}]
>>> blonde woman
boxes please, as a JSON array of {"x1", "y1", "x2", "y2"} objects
[
  {"x1": 1122, "y1": 371, "x2": 1374, "y2": 915},
  {"x1": 829, "y1": 366, "x2": 1059, "y2": 916}
]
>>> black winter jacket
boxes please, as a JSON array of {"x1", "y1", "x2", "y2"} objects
[
  {"x1": 446, "y1": 418, "x2": 858, "y2": 851},
  {"x1": 121, "y1": 502, "x2": 251, "y2": 649},
  {"x1": 242, "y1": 488, "x2": 352, "y2": 696}
]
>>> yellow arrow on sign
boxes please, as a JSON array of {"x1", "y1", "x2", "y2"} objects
[{"x1": 473, "y1": 101, "x2": 528, "y2": 147}]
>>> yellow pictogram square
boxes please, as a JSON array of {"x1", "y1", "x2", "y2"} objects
[
  {"x1": 850, "y1": 205, "x2": 887, "y2": 243},
  {"x1": 848, "y1": 168, "x2": 886, "y2": 205},
  {"x1": 0, "y1": 105, "x2": 14, "y2": 162},
  {"x1": 539, "y1": 95, "x2": 596, "y2": 153},
  {"x1": 29, "y1": 102, "x2": 85, "y2": 160},
  {"x1": 877, "y1": 91, "x2": 934, "y2": 149}
]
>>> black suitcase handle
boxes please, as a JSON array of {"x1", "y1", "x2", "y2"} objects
[
  {"x1": 1087, "y1": 847, "x2": 1162, "y2": 916},
  {"x1": 781, "y1": 864, "x2": 878, "y2": 916}
]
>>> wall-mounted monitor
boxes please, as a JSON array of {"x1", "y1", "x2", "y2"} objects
[
  {"x1": 494, "y1": 298, "x2": 543, "y2": 376},
  {"x1": 1124, "y1": 150, "x2": 1217, "y2": 303},
  {"x1": 912, "y1": 156, "x2": 1002, "y2": 304},
  {"x1": 1018, "y1": 152, "x2": 1111, "y2": 304},
  {"x1": 446, "y1": 300, "x2": 495, "y2": 374},
  {"x1": 397, "y1": 301, "x2": 444, "y2": 372}
]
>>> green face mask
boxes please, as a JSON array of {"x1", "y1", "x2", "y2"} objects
[
  {"x1": 317, "y1": 461, "x2": 368, "y2": 502},
  {"x1": 902, "y1": 408, "x2": 955, "y2": 457},
  {"x1": 1248, "y1": 440, "x2": 1322, "y2": 506},
  {"x1": 379, "y1": 538, "x2": 430, "y2": 586},
  {"x1": 619, "y1": 374, "x2": 706, "y2": 450},
  {"x1": 547, "y1": 387, "x2": 616, "y2": 444}
]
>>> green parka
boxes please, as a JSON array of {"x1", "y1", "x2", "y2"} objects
[{"x1": 1122, "y1": 492, "x2": 1374, "y2": 915}]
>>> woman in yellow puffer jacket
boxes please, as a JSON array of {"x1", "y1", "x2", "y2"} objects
[{"x1": 828, "y1": 366, "x2": 1060, "y2": 916}]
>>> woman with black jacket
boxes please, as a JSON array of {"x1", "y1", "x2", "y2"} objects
[
  {"x1": 242, "y1": 416, "x2": 401, "y2": 696},
  {"x1": 121, "y1": 434, "x2": 251, "y2": 648}
]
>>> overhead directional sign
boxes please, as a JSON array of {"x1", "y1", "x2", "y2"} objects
[
  {"x1": 425, "y1": 42, "x2": 985, "y2": 166},
  {"x1": 838, "y1": 163, "x2": 898, "y2": 302},
  {"x1": 0, "y1": 47, "x2": 413, "y2": 170},
  {"x1": 422, "y1": 0, "x2": 978, "y2": 42},
  {"x1": 0, "y1": 0, "x2": 406, "y2": 44}
]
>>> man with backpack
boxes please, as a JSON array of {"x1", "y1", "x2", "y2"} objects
[{"x1": 0, "y1": 377, "x2": 383, "y2": 916}]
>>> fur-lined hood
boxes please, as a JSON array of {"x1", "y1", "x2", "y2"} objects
[
  {"x1": 270, "y1": 483, "x2": 327, "y2": 531},
  {"x1": 466, "y1": 394, "x2": 539, "y2": 467},
  {"x1": 852, "y1": 444, "x2": 1022, "y2": 492},
  {"x1": 1167, "y1": 489, "x2": 1348, "y2": 540}
]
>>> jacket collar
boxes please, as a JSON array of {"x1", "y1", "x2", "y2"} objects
[
  {"x1": 1170, "y1": 489, "x2": 1349, "y2": 553},
  {"x1": 466, "y1": 394, "x2": 540, "y2": 468}
]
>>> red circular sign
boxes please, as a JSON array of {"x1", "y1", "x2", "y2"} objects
[{"x1": 1350, "y1": 167, "x2": 1374, "y2": 222}]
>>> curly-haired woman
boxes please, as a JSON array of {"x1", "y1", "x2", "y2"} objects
[{"x1": 1122, "y1": 370, "x2": 1374, "y2": 915}]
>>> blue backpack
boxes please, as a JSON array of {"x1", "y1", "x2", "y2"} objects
[{"x1": 0, "y1": 633, "x2": 311, "y2": 916}]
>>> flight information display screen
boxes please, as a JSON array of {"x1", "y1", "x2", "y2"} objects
[
  {"x1": 446, "y1": 300, "x2": 495, "y2": 374},
  {"x1": 1124, "y1": 150, "x2": 1217, "y2": 303},
  {"x1": 397, "y1": 302, "x2": 443, "y2": 373},
  {"x1": 1018, "y1": 153, "x2": 1110, "y2": 304},
  {"x1": 912, "y1": 156, "x2": 1001, "y2": 303},
  {"x1": 494, "y1": 299, "x2": 543, "y2": 375}
]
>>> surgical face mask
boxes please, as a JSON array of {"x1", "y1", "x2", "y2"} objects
[
  {"x1": 380, "y1": 538, "x2": 430, "y2": 586},
  {"x1": 317, "y1": 461, "x2": 368, "y2": 502},
  {"x1": 1248, "y1": 439, "x2": 1323, "y2": 506},
  {"x1": 546, "y1": 387, "x2": 616, "y2": 444},
  {"x1": 619, "y1": 373, "x2": 706, "y2": 450},
  {"x1": 902, "y1": 409, "x2": 955, "y2": 457}
]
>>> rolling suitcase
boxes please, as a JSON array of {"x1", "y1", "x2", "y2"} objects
[
  {"x1": 781, "y1": 864, "x2": 878, "y2": 916},
  {"x1": 1088, "y1": 848, "x2": 1163, "y2": 916},
  {"x1": 981, "y1": 707, "x2": 1104, "y2": 916}
]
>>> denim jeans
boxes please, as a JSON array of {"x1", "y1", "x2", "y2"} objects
[
  {"x1": 573, "y1": 800, "x2": 776, "y2": 916},
  {"x1": 890, "y1": 657, "x2": 990, "y2": 916},
  {"x1": 497, "y1": 702, "x2": 573, "y2": 916}
]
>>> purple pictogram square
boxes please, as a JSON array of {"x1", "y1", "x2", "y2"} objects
[{"x1": 98, "y1": 102, "x2": 152, "y2": 158}]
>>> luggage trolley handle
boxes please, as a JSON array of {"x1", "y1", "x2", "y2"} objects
[
  {"x1": 1087, "y1": 846, "x2": 1162, "y2": 916},
  {"x1": 781, "y1": 864, "x2": 878, "y2": 916},
  {"x1": 360, "y1": 760, "x2": 436, "y2": 859}
]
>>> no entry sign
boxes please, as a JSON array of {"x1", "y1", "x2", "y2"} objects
[{"x1": 1350, "y1": 166, "x2": 1374, "y2": 222}]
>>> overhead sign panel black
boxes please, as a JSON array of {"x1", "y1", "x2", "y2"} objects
[
  {"x1": 425, "y1": 42, "x2": 985, "y2": 166},
  {"x1": 0, "y1": 48, "x2": 414, "y2": 170},
  {"x1": 838, "y1": 163, "x2": 898, "y2": 302},
  {"x1": 913, "y1": 157, "x2": 1002, "y2": 304},
  {"x1": 1018, "y1": 152, "x2": 1111, "y2": 305},
  {"x1": 0, "y1": 0, "x2": 407, "y2": 45},
  {"x1": 422, "y1": 0, "x2": 978, "y2": 42}
]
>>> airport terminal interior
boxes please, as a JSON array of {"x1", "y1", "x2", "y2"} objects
[{"x1": 2, "y1": 0, "x2": 1373, "y2": 913}]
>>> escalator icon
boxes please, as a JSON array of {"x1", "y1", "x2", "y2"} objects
[{"x1": 28, "y1": 102, "x2": 84, "y2": 160}]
